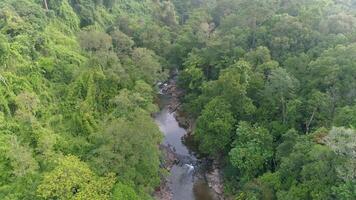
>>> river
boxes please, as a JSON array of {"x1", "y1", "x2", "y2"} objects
[{"x1": 154, "y1": 93, "x2": 218, "y2": 200}]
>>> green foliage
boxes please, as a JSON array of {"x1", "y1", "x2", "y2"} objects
[
  {"x1": 0, "y1": 0, "x2": 167, "y2": 199},
  {"x1": 0, "y1": 34, "x2": 10, "y2": 64},
  {"x1": 2, "y1": 0, "x2": 356, "y2": 199},
  {"x1": 130, "y1": 47, "x2": 165, "y2": 84},
  {"x1": 58, "y1": 0, "x2": 80, "y2": 30},
  {"x1": 0, "y1": 134, "x2": 40, "y2": 200},
  {"x1": 110, "y1": 30, "x2": 134, "y2": 55},
  {"x1": 90, "y1": 113, "x2": 162, "y2": 192},
  {"x1": 200, "y1": 61, "x2": 255, "y2": 118},
  {"x1": 263, "y1": 68, "x2": 299, "y2": 124},
  {"x1": 78, "y1": 30, "x2": 112, "y2": 52},
  {"x1": 334, "y1": 105, "x2": 356, "y2": 128},
  {"x1": 195, "y1": 97, "x2": 236, "y2": 155},
  {"x1": 325, "y1": 127, "x2": 356, "y2": 180},
  {"x1": 178, "y1": 64, "x2": 205, "y2": 93},
  {"x1": 175, "y1": 0, "x2": 356, "y2": 199},
  {"x1": 37, "y1": 155, "x2": 115, "y2": 200},
  {"x1": 111, "y1": 182, "x2": 140, "y2": 200},
  {"x1": 308, "y1": 44, "x2": 356, "y2": 106},
  {"x1": 229, "y1": 122, "x2": 273, "y2": 181}
]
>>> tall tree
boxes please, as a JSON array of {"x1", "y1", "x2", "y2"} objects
[
  {"x1": 37, "y1": 155, "x2": 115, "y2": 200},
  {"x1": 229, "y1": 122, "x2": 273, "y2": 181},
  {"x1": 195, "y1": 97, "x2": 236, "y2": 155},
  {"x1": 263, "y1": 68, "x2": 299, "y2": 124}
]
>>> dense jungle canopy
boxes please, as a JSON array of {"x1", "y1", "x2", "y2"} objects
[{"x1": 0, "y1": 0, "x2": 356, "y2": 199}]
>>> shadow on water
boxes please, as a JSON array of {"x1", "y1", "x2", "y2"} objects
[{"x1": 154, "y1": 94, "x2": 217, "y2": 200}]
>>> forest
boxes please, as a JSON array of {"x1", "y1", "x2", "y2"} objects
[{"x1": 0, "y1": 0, "x2": 355, "y2": 199}]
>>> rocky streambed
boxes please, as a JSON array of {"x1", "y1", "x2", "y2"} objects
[{"x1": 153, "y1": 77, "x2": 225, "y2": 200}]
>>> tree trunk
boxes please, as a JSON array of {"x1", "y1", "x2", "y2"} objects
[
  {"x1": 306, "y1": 108, "x2": 316, "y2": 134},
  {"x1": 43, "y1": 0, "x2": 48, "y2": 11},
  {"x1": 281, "y1": 96, "x2": 286, "y2": 124}
]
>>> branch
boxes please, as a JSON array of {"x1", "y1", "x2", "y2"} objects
[{"x1": 43, "y1": 0, "x2": 48, "y2": 11}]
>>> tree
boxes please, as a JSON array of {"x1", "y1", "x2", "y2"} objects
[
  {"x1": 110, "y1": 30, "x2": 134, "y2": 55},
  {"x1": 323, "y1": 127, "x2": 356, "y2": 199},
  {"x1": 334, "y1": 105, "x2": 356, "y2": 128},
  {"x1": 109, "y1": 85, "x2": 157, "y2": 118},
  {"x1": 90, "y1": 113, "x2": 162, "y2": 192},
  {"x1": 0, "y1": 34, "x2": 9, "y2": 64},
  {"x1": 325, "y1": 127, "x2": 356, "y2": 182},
  {"x1": 320, "y1": 12, "x2": 356, "y2": 34},
  {"x1": 58, "y1": 0, "x2": 80, "y2": 30},
  {"x1": 78, "y1": 31, "x2": 112, "y2": 52},
  {"x1": 174, "y1": 9, "x2": 212, "y2": 65},
  {"x1": 244, "y1": 46, "x2": 273, "y2": 68},
  {"x1": 267, "y1": 14, "x2": 317, "y2": 60},
  {"x1": 138, "y1": 23, "x2": 173, "y2": 58},
  {"x1": 263, "y1": 68, "x2": 299, "y2": 124},
  {"x1": 111, "y1": 182, "x2": 140, "y2": 200},
  {"x1": 216, "y1": 0, "x2": 279, "y2": 48},
  {"x1": 6, "y1": 135, "x2": 39, "y2": 177},
  {"x1": 178, "y1": 64, "x2": 205, "y2": 93},
  {"x1": 308, "y1": 44, "x2": 356, "y2": 108},
  {"x1": 37, "y1": 155, "x2": 115, "y2": 200},
  {"x1": 130, "y1": 48, "x2": 164, "y2": 85},
  {"x1": 229, "y1": 122, "x2": 273, "y2": 181},
  {"x1": 158, "y1": 0, "x2": 178, "y2": 27},
  {"x1": 69, "y1": 0, "x2": 96, "y2": 27},
  {"x1": 303, "y1": 91, "x2": 332, "y2": 133},
  {"x1": 274, "y1": 136, "x2": 340, "y2": 200},
  {"x1": 195, "y1": 97, "x2": 236, "y2": 155},
  {"x1": 201, "y1": 61, "x2": 255, "y2": 118}
]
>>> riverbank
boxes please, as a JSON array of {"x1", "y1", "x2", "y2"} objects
[{"x1": 154, "y1": 77, "x2": 225, "y2": 200}]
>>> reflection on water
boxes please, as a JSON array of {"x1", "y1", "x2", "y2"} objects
[
  {"x1": 155, "y1": 106, "x2": 190, "y2": 156},
  {"x1": 155, "y1": 95, "x2": 217, "y2": 200},
  {"x1": 170, "y1": 165, "x2": 194, "y2": 200},
  {"x1": 194, "y1": 180, "x2": 215, "y2": 200}
]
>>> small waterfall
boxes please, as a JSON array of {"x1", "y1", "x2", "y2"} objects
[
  {"x1": 157, "y1": 82, "x2": 168, "y2": 95},
  {"x1": 155, "y1": 78, "x2": 217, "y2": 200},
  {"x1": 184, "y1": 164, "x2": 195, "y2": 174}
]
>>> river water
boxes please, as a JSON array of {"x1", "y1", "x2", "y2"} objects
[{"x1": 155, "y1": 94, "x2": 217, "y2": 200}]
